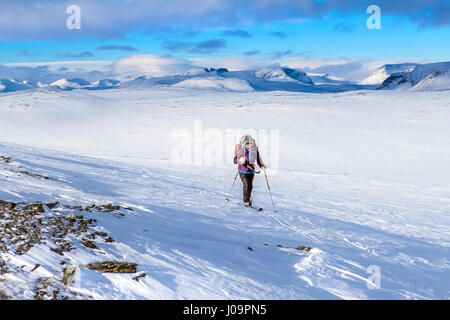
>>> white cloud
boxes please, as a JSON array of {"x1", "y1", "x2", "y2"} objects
[{"x1": 110, "y1": 54, "x2": 196, "y2": 80}]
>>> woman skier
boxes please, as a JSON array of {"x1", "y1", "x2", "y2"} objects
[{"x1": 233, "y1": 135, "x2": 265, "y2": 207}]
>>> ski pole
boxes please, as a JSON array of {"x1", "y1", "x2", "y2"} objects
[
  {"x1": 225, "y1": 171, "x2": 239, "y2": 201},
  {"x1": 263, "y1": 168, "x2": 276, "y2": 212}
]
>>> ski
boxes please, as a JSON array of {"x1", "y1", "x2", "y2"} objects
[
  {"x1": 247, "y1": 205, "x2": 263, "y2": 212},
  {"x1": 225, "y1": 198, "x2": 263, "y2": 211}
]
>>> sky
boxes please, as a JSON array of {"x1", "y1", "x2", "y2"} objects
[{"x1": 1, "y1": 0, "x2": 450, "y2": 81}]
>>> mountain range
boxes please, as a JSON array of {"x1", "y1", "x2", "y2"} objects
[{"x1": 1, "y1": 62, "x2": 450, "y2": 94}]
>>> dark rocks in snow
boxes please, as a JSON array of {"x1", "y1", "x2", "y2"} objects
[
  {"x1": 296, "y1": 245, "x2": 312, "y2": 252},
  {"x1": 34, "y1": 277, "x2": 74, "y2": 300},
  {"x1": 204, "y1": 67, "x2": 229, "y2": 73},
  {"x1": 81, "y1": 239, "x2": 98, "y2": 249},
  {"x1": 378, "y1": 73, "x2": 410, "y2": 90},
  {"x1": 86, "y1": 261, "x2": 138, "y2": 273},
  {"x1": 0, "y1": 156, "x2": 11, "y2": 163},
  {"x1": 0, "y1": 200, "x2": 119, "y2": 256},
  {"x1": 132, "y1": 273, "x2": 147, "y2": 282},
  {"x1": 62, "y1": 266, "x2": 76, "y2": 286}
]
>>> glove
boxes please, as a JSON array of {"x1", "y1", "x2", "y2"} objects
[
  {"x1": 260, "y1": 164, "x2": 265, "y2": 169},
  {"x1": 238, "y1": 157, "x2": 245, "y2": 165}
]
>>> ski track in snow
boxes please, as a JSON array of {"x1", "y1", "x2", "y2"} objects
[{"x1": 0, "y1": 88, "x2": 449, "y2": 299}]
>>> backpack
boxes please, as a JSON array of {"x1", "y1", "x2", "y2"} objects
[{"x1": 235, "y1": 135, "x2": 258, "y2": 165}]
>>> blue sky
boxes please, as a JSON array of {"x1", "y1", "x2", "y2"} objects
[
  {"x1": 0, "y1": 0, "x2": 449, "y2": 81},
  {"x1": 2, "y1": 12, "x2": 450, "y2": 63}
]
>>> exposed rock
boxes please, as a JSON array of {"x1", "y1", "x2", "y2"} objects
[
  {"x1": 296, "y1": 245, "x2": 312, "y2": 252},
  {"x1": 34, "y1": 277, "x2": 72, "y2": 300},
  {"x1": 45, "y1": 202, "x2": 60, "y2": 209},
  {"x1": 0, "y1": 291, "x2": 10, "y2": 300},
  {"x1": 19, "y1": 170, "x2": 50, "y2": 180},
  {"x1": 86, "y1": 261, "x2": 137, "y2": 273},
  {"x1": 0, "y1": 156, "x2": 11, "y2": 163},
  {"x1": 81, "y1": 239, "x2": 98, "y2": 249},
  {"x1": 132, "y1": 273, "x2": 146, "y2": 282},
  {"x1": 31, "y1": 264, "x2": 41, "y2": 272},
  {"x1": 62, "y1": 266, "x2": 77, "y2": 286},
  {"x1": 23, "y1": 202, "x2": 45, "y2": 213}
]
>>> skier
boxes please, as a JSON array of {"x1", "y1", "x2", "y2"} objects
[{"x1": 233, "y1": 135, "x2": 265, "y2": 207}]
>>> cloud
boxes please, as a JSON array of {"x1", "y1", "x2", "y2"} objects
[
  {"x1": 97, "y1": 45, "x2": 138, "y2": 51},
  {"x1": 55, "y1": 51, "x2": 94, "y2": 58},
  {"x1": 162, "y1": 41, "x2": 192, "y2": 52},
  {"x1": 1, "y1": 1, "x2": 448, "y2": 40},
  {"x1": 191, "y1": 39, "x2": 227, "y2": 53},
  {"x1": 243, "y1": 50, "x2": 261, "y2": 56},
  {"x1": 270, "y1": 50, "x2": 293, "y2": 58},
  {"x1": 110, "y1": 54, "x2": 196, "y2": 79},
  {"x1": 221, "y1": 29, "x2": 251, "y2": 38},
  {"x1": 162, "y1": 39, "x2": 227, "y2": 54},
  {"x1": 20, "y1": 50, "x2": 39, "y2": 57},
  {"x1": 268, "y1": 31, "x2": 290, "y2": 39},
  {"x1": 334, "y1": 22, "x2": 355, "y2": 33}
]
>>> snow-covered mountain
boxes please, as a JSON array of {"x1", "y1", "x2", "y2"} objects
[
  {"x1": 361, "y1": 63, "x2": 419, "y2": 85},
  {"x1": 47, "y1": 78, "x2": 121, "y2": 90},
  {"x1": 87, "y1": 79, "x2": 121, "y2": 90},
  {"x1": 173, "y1": 76, "x2": 254, "y2": 92},
  {"x1": 379, "y1": 62, "x2": 450, "y2": 91},
  {"x1": 410, "y1": 70, "x2": 450, "y2": 91},
  {"x1": 122, "y1": 67, "x2": 326, "y2": 93},
  {"x1": 253, "y1": 66, "x2": 313, "y2": 84},
  {"x1": 180, "y1": 67, "x2": 229, "y2": 77},
  {"x1": 49, "y1": 78, "x2": 91, "y2": 90},
  {"x1": 2, "y1": 61, "x2": 450, "y2": 94},
  {"x1": 308, "y1": 73, "x2": 352, "y2": 85},
  {"x1": 0, "y1": 79, "x2": 34, "y2": 92}
]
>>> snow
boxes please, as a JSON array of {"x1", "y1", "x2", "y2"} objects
[
  {"x1": 0, "y1": 86, "x2": 449, "y2": 300},
  {"x1": 379, "y1": 62, "x2": 450, "y2": 91},
  {"x1": 308, "y1": 73, "x2": 351, "y2": 85},
  {"x1": 0, "y1": 79, "x2": 33, "y2": 92},
  {"x1": 253, "y1": 67, "x2": 313, "y2": 84},
  {"x1": 88, "y1": 79, "x2": 121, "y2": 90},
  {"x1": 361, "y1": 64, "x2": 419, "y2": 85},
  {"x1": 49, "y1": 78, "x2": 87, "y2": 90},
  {"x1": 408, "y1": 62, "x2": 450, "y2": 86},
  {"x1": 2, "y1": 61, "x2": 450, "y2": 94},
  {"x1": 411, "y1": 71, "x2": 450, "y2": 91},
  {"x1": 173, "y1": 77, "x2": 254, "y2": 92}
]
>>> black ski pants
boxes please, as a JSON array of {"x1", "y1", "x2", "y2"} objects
[{"x1": 239, "y1": 172, "x2": 255, "y2": 203}]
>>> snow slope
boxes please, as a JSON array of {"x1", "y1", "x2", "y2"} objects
[
  {"x1": 49, "y1": 78, "x2": 91, "y2": 90},
  {"x1": 361, "y1": 64, "x2": 419, "y2": 85},
  {"x1": 379, "y1": 62, "x2": 450, "y2": 91},
  {"x1": 308, "y1": 73, "x2": 351, "y2": 85},
  {"x1": 0, "y1": 87, "x2": 449, "y2": 299},
  {"x1": 253, "y1": 67, "x2": 314, "y2": 85},
  {"x1": 0, "y1": 79, "x2": 34, "y2": 93},
  {"x1": 173, "y1": 77, "x2": 254, "y2": 92},
  {"x1": 411, "y1": 71, "x2": 450, "y2": 91}
]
